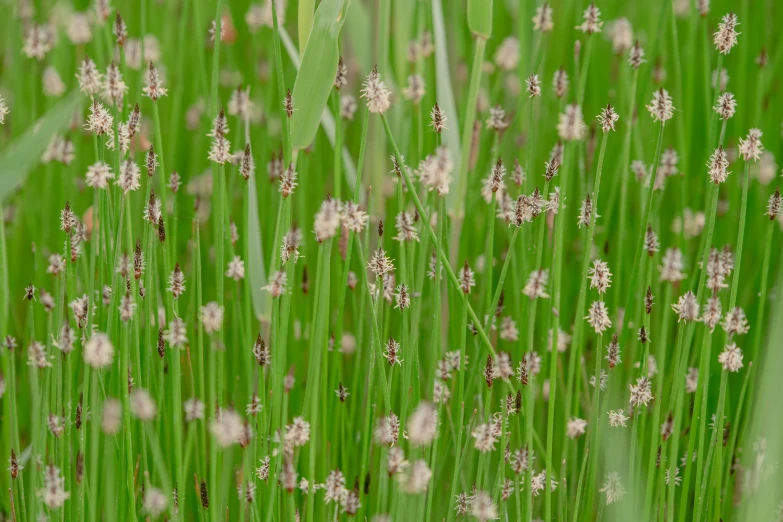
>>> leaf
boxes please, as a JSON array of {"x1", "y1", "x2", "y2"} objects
[
  {"x1": 280, "y1": 26, "x2": 357, "y2": 190},
  {"x1": 467, "y1": 0, "x2": 493, "y2": 39},
  {"x1": 290, "y1": 0, "x2": 349, "y2": 151},
  {"x1": 0, "y1": 91, "x2": 82, "y2": 202}
]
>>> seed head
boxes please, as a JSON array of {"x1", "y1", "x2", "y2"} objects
[
  {"x1": 383, "y1": 338, "x2": 402, "y2": 366},
  {"x1": 701, "y1": 296, "x2": 723, "y2": 331},
  {"x1": 629, "y1": 376, "x2": 653, "y2": 407},
  {"x1": 526, "y1": 74, "x2": 541, "y2": 98},
  {"x1": 334, "y1": 56, "x2": 348, "y2": 89},
  {"x1": 714, "y1": 92, "x2": 736, "y2": 120},
  {"x1": 523, "y1": 269, "x2": 550, "y2": 299},
  {"x1": 597, "y1": 104, "x2": 619, "y2": 133},
  {"x1": 586, "y1": 300, "x2": 612, "y2": 334},
  {"x1": 142, "y1": 61, "x2": 168, "y2": 101},
  {"x1": 459, "y1": 261, "x2": 476, "y2": 294},
  {"x1": 606, "y1": 333, "x2": 621, "y2": 369},
  {"x1": 77, "y1": 57, "x2": 103, "y2": 95},
  {"x1": 558, "y1": 104, "x2": 587, "y2": 141},
  {"x1": 314, "y1": 197, "x2": 341, "y2": 241},
  {"x1": 117, "y1": 158, "x2": 141, "y2": 193},
  {"x1": 647, "y1": 89, "x2": 674, "y2": 122},
  {"x1": 486, "y1": 105, "x2": 509, "y2": 131},
  {"x1": 707, "y1": 146, "x2": 730, "y2": 184},
  {"x1": 532, "y1": 3, "x2": 554, "y2": 32},
  {"x1": 402, "y1": 74, "x2": 425, "y2": 104},
  {"x1": 361, "y1": 67, "x2": 392, "y2": 114},
  {"x1": 84, "y1": 332, "x2": 114, "y2": 369},
  {"x1": 722, "y1": 307, "x2": 749, "y2": 338},
  {"x1": 553, "y1": 68, "x2": 569, "y2": 98},
  {"x1": 738, "y1": 128, "x2": 763, "y2": 162},
  {"x1": 576, "y1": 3, "x2": 603, "y2": 34},
  {"x1": 494, "y1": 37, "x2": 520, "y2": 71},
  {"x1": 644, "y1": 286, "x2": 654, "y2": 314},
  {"x1": 718, "y1": 342, "x2": 743, "y2": 372},
  {"x1": 628, "y1": 40, "x2": 646, "y2": 69},
  {"x1": 577, "y1": 195, "x2": 596, "y2": 228},
  {"x1": 430, "y1": 103, "x2": 447, "y2": 133},
  {"x1": 102, "y1": 62, "x2": 128, "y2": 107},
  {"x1": 767, "y1": 188, "x2": 782, "y2": 219},
  {"x1": 283, "y1": 89, "x2": 294, "y2": 118},
  {"x1": 340, "y1": 94, "x2": 357, "y2": 120},
  {"x1": 85, "y1": 100, "x2": 114, "y2": 135},
  {"x1": 714, "y1": 12, "x2": 740, "y2": 55},
  {"x1": 407, "y1": 402, "x2": 438, "y2": 447}
]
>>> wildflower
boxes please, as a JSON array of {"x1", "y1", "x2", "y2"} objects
[
  {"x1": 588, "y1": 260, "x2": 612, "y2": 294},
  {"x1": 567, "y1": 418, "x2": 588, "y2": 438},
  {"x1": 670, "y1": 291, "x2": 699, "y2": 323},
  {"x1": 184, "y1": 398, "x2": 205, "y2": 422},
  {"x1": 494, "y1": 37, "x2": 520, "y2": 70},
  {"x1": 85, "y1": 101, "x2": 114, "y2": 136},
  {"x1": 472, "y1": 423, "x2": 498, "y2": 452},
  {"x1": 285, "y1": 416, "x2": 311, "y2": 447},
  {"x1": 608, "y1": 409, "x2": 629, "y2": 427},
  {"x1": 130, "y1": 389, "x2": 157, "y2": 420},
  {"x1": 168, "y1": 263, "x2": 186, "y2": 299},
  {"x1": 600, "y1": 472, "x2": 625, "y2": 504},
  {"x1": 142, "y1": 487, "x2": 167, "y2": 517},
  {"x1": 119, "y1": 292, "x2": 136, "y2": 322},
  {"x1": 606, "y1": 333, "x2": 621, "y2": 368},
  {"x1": 402, "y1": 459, "x2": 432, "y2": 494},
  {"x1": 768, "y1": 188, "x2": 782, "y2": 219},
  {"x1": 368, "y1": 248, "x2": 395, "y2": 278},
  {"x1": 226, "y1": 255, "x2": 245, "y2": 281},
  {"x1": 660, "y1": 248, "x2": 686, "y2": 282},
  {"x1": 383, "y1": 338, "x2": 402, "y2": 366},
  {"x1": 647, "y1": 89, "x2": 675, "y2": 122},
  {"x1": 42, "y1": 66, "x2": 66, "y2": 97},
  {"x1": 576, "y1": 3, "x2": 603, "y2": 34},
  {"x1": 85, "y1": 162, "x2": 114, "y2": 189},
  {"x1": 200, "y1": 302, "x2": 224, "y2": 333},
  {"x1": 402, "y1": 74, "x2": 425, "y2": 104},
  {"x1": 164, "y1": 318, "x2": 188, "y2": 348},
  {"x1": 590, "y1": 369, "x2": 608, "y2": 390},
  {"x1": 629, "y1": 377, "x2": 653, "y2": 407},
  {"x1": 394, "y1": 211, "x2": 419, "y2": 242},
  {"x1": 558, "y1": 104, "x2": 587, "y2": 141},
  {"x1": 38, "y1": 464, "x2": 70, "y2": 509},
  {"x1": 251, "y1": 334, "x2": 271, "y2": 366},
  {"x1": 430, "y1": 103, "x2": 447, "y2": 133},
  {"x1": 722, "y1": 307, "x2": 749, "y2": 337},
  {"x1": 470, "y1": 491, "x2": 499, "y2": 521},
  {"x1": 314, "y1": 197, "x2": 341, "y2": 241},
  {"x1": 83, "y1": 332, "x2": 114, "y2": 369},
  {"x1": 522, "y1": 269, "x2": 549, "y2": 299},
  {"x1": 361, "y1": 68, "x2": 392, "y2": 114},
  {"x1": 714, "y1": 92, "x2": 736, "y2": 120},
  {"x1": 714, "y1": 12, "x2": 740, "y2": 55},
  {"x1": 211, "y1": 409, "x2": 245, "y2": 447},
  {"x1": 77, "y1": 58, "x2": 103, "y2": 95},
  {"x1": 407, "y1": 402, "x2": 437, "y2": 447},
  {"x1": 117, "y1": 158, "x2": 141, "y2": 193},
  {"x1": 607, "y1": 18, "x2": 633, "y2": 54},
  {"x1": 628, "y1": 40, "x2": 646, "y2": 69},
  {"x1": 0, "y1": 96, "x2": 8, "y2": 124},
  {"x1": 142, "y1": 62, "x2": 168, "y2": 101},
  {"x1": 526, "y1": 74, "x2": 541, "y2": 97},
  {"x1": 23, "y1": 24, "x2": 54, "y2": 60},
  {"x1": 739, "y1": 128, "x2": 763, "y2": 162},
  {"x1": 707, "y1": 146, "x2": 730, "y2": 184},
  {"x1": 597, "y1": 104, "x2": 619, "y2": 133},
  {"x1": 701, "y1": 296, "x2": 723, "y2": 331},
  {"x1": 394, "y1": 284, "x2": 411, "y2": 310},
  {"x1": 459, "y1": 261, "x2": 476, "y2": 294},
  {"x1": 553, "y1": 68, "x2": 569, "y2": 98},
  {"x1": 486, "y1": 105, "x2": 509, "y2": 131},
  {"x1": 69, "y1": 294, "x2": 90, "y2": 328},
  {"x1": 532, "y1": 3, "x2": 554, "y2": 32},
  {"x1": 718, "y1": 342, "x2": 744, "y2": 372}
]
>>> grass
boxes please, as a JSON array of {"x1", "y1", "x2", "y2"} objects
[{"x1": 1, "y1": 0, "x2": 783, "y2": 521}]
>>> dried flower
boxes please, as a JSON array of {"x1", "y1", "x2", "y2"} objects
[
  {"x1": 532, "y1": 3, "x2": 554, "y2": 32},
  {"x1": 597, "y1": 104, "x2": 619, "y2": 133},
  {"x1": 714, "y1": 92, "x2": 736, "y2": 120},
  {"x1": 718, "y1": 342, "x2": 744, "y2": 372},
  {"x1": 739, "y1": 128, "x2": 763, "y2": 162},
  {"x1": 708, "y1": 146, "x2": 730, "y2": 184},
  {"x1": 714, "y1": 12, "x2": 740, "y2": 55},
  {"x1": 628, "y1": 40, "x2": 646, "y2": 69},
  {"x1": 142, "y1": 62, "x2": 168, "y2": 101},
  {"x1": 576, "y1": 3, "x2": 603, "y2": 34},
  {"x1": 361, "y1": 68, "x2": 392, "y2": 114},
  {"x1": 647, "y1": 89, "x2": 675, "y2": 122}
]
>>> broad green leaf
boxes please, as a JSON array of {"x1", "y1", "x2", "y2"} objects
[
  {"x1": 290, "y1": 0, "x2": 350, "y2": 151},
  {"x1": 280, "y1": 26, "x2": 357, "y2": 190},
  {"x1": 0, "y1": 91, "x2": 82, "y2": 202},
  {"x1": 467, "y1": 0, "x2": 493, "y2": 39}
]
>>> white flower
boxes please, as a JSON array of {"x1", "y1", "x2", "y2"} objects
[{"x1": 718, "y1": 342, "x2": 743, "y2": 372}]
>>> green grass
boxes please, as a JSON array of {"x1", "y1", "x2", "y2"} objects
[{"x1": 1, "y1": 0, "x2": 783, "y2": 521}]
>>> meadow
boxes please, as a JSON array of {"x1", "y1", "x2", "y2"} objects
[{"x1": 1, "y1": 0, "x2": 782, "y2": 520}]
